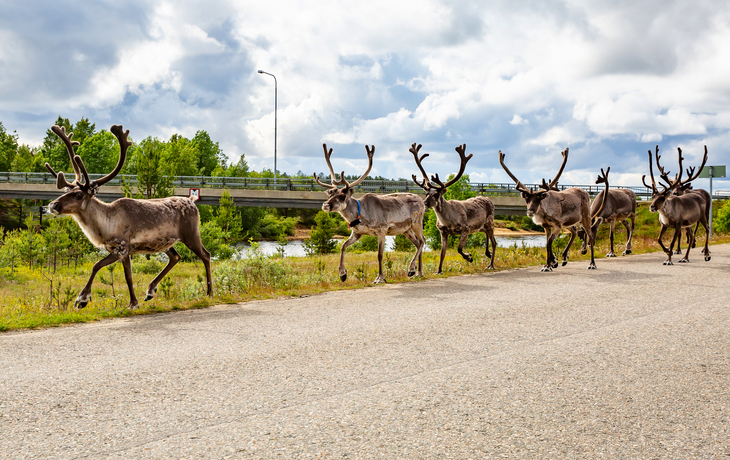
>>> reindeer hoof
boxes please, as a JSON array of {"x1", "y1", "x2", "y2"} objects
[
  {"x1": 74, "y1": 300, "x2": 88, "y2": 309},
  {"x1": 486, "y1": 265, "x2": 495, "y2": 270},
  {"x1": 673, "y1": 250, "x2": 682, "y2": 255},
  {"x1": 663, "y1": 261, "x2": 674, "y2": 266},
  {"x1": 465, "y1": 255, "x2": 473, "y2": 263},
  {"x1": 678, "y1": 259, "x2": 688, "y2": 263},
  {"x1": 587, "y1": 264, "x2": 597, "y2": 270},
  {"x1": 540, "y1": 266, "x2": 552, "y2": 272},
  {"x1": 622, "y1": 249, "x2": 632, "y2": 255},
  {"x1": 144, "y1": 287, "x2": 158, "y2": 301},
  {"x1": 705, "y1": 255, "x2": 711, "y2": 261},
  {"x1": 373, "y1": 277, "x2": 386, "y2": 284},
  {"x1": 340, "y1": 273, "x2": 347, "y2": 282},
  {"x1": 407, "y1": 270, "x2": 416, "y2": 277},
  {"x1": 561, "y1": 260, "x2": 568, "y2": 266},
  {"x1": 551, "y1": 262, "x2": 559, "y2": 269},
  {"x1": 606, "y1": 253, "x2": 616, "y2": 258},
  {"x1": 580, "y1": 249, "x2": 587, "y2": 255},
  {"x1": 128, "y1": 302, "x2": 139, "y2": 309}
]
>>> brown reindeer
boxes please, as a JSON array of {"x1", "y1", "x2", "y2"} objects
[
  {"x1": 499, "y1": 148, "x2": 609, "y2": 271},
  {"x1": 578, "y1": 188, "x2": 637, "y2": 257},
  {"x1": 314, "y1": 144, "x2": 425, "y2": 283},
  {"x1": 410, "y1": 142, "x2": 497, "y2": 273},
  {"x1": 642, "y1": 145, "x2": 710, "y2": 264},
  {"x1": 45, "y1": 125, "x2": 212, "y2": 309}
]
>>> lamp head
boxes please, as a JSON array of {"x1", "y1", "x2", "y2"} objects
[{"x1": 257, "y1": 70, "x2": 264, "y2": 73}]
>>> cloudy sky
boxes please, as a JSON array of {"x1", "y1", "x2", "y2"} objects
[{"x1": 1, "y1": 0, "x2": 730, "y2": 189}]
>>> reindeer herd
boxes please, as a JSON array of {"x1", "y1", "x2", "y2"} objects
[{"x1": 43, "y1": 123, "x2": 713, "y2": 308}]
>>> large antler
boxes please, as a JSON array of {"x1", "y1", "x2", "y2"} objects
[
  {"x1": 92, "y1": 125, "x2": 130, "y2": 188},
  {"x1": 347, "y1": 145, "x2": 375, "y2": 188},
  {"x1": 410, "y1": 143, "x2": 431, "y2": 190},
  {"x1": 643, "y1": 147, "x2": 664, "y2": 193},
  {"x1": 45, "y1": 125, "x2": 83, "y2": 190},
  {"x1": 654, "y1": 145, "x2": 677, "y2": 189},
  {"x1": 313, "y1": 143, "x2": 341, "y2": 189},
  {"x1": 679, "y1": 145, "x2": 708, "y2": 187},
  {"x1": 441, "y1": 144, "x2": 473, "y2": 188},
  {"x1": 540, "y1": 148, "x2": 568, "y2": 191},
  {"x1": 498, "y1": 150, "x2": 531, "y2": 194}
]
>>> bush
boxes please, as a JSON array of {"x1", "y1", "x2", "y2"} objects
[
  {"x1": 258, "y1": 214, "x2": 298, "y2": 239},
  {"x1": 393, "y1": 234, "x2": 413, "y2": 252},
  {"x1": 303, "y1": 211, "x2": 338, "y2": 255},
  {"x1": 714, "y1": 199, "x2": 730, "y2": 234},
  {"x1": 175, "y1": 221, "x2": 233, "y2": 262},
  {"x1": 350, "y1": 235, "x2": 379, "y2": 252}
]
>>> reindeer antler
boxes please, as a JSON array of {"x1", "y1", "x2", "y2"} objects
[
  {"x1": 442, "y1": 144, "x2": 473, "y2": 188},
  {"x1": 92, "y1": 125, "x2": 130, "y2": 188},
  {"x1": 410, "y1": 143, "x2": 432, "y2": 190},
  {"x1": 347, "y1": 145, "x2": 375, "y2": 188},
  {"x1": 679, "y1": 145, "x2": 708, "y2": 187},
  {"x1": 498, "y1": 150, "x2": 531, "y2": 194},
  {"x1": 592, "y1": 167, "x2": 610, "y2": 221},
  {"x1": 540, "y1": 148, "x2": 568, "y2": 191},
  {"x1": 313, "y1": 144, "x2": 374, "y2": 190}
]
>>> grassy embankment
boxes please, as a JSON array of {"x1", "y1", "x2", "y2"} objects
[{"x1": 1, "y1": 203, "x2": 727, "y2": 332}]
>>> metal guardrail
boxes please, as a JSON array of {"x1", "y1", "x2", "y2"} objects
[{"x1": 0, "y1": 172, "x2": 654, "y2": 198}]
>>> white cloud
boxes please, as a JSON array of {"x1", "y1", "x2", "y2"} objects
[{"x1": 509, "y1": 114, "x2": 528, "y2": 125}]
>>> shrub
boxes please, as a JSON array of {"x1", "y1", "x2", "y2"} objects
[
  {"x1": 714, "y1": 199, "x2": 730, "y2": 234},
  {"x1": 393, "y1": 234, "x2": 413, "y2": 252},
  {"x1": 350, "y1": 235, "x2": 379, "y2": 252},
  {"x1": 175, "y1": 221, "x2": 233, "y2": 261},
  {"x1": 303, "y1": 211, "x2": 338, "y2": 255}
]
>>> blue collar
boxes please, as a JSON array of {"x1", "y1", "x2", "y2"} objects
[{"x1": 349, "y1": 199, "x2": 362, "y2": 227}]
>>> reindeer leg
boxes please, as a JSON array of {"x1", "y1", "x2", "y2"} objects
[
  {"x1": 436, "y1": 231, "x2": 449, "y2": 274},
  {"x1": 656, "y1": 225, "x2": 671, "y2": 264},
  {"x1": 338, "y1": 232, "x2": 361, "y2": 282},
  {"x1": 541, "y1": 226, "x2": 553, "y2": 272},
  {"x1": 76, "y1": 252, "x2": 120, "y2": 308},
  {"x1": 374, "y1": 235, "x2": 386, "y2": 284},
  {"x1": 606, "y1": 220, "x2": 616, "y2": 257},
  {"x1": 562, "y1": 226, "x2": 577, "y2": 266},
  {"x1": 548, "y1": 227, "x2": 560, "y2": 269},
  {"x1": 183, "y1": 237, "x2": 213, "y2": 295},
  {"x1": 674, "y1": 227, "x2": 683, "y2": 255},
  {"x1": 699, "y1": 218, "x2": 711, "y2": 261},
  {"x1": 679, "y1": 227, "x2": 694, "y2": 263},
  {"x1": 692, "y1": 222, "x2": 699, "y2": 248},
  {"x1": 621, "y1": 218, "x2": 633, "y2": 255},
  {"x1": 120, "y1": 255, "x2": 139, "y2": 309},
  {"x1": 403, "y1": 230, "x2": 423, "y2": 278},
  {"x1": 456, "y1": 232, "x2": 473, "y2": 263},
  {"x1": 485, "y1": 228, "x2": 497, "y2": 270},
  {"x1": 145, "y1": 248, "x2": 181, "y2": 301}
]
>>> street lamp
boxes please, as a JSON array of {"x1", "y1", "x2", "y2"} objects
[{"x1": 257, "y1": 70, "x2": 277, "y2": 185}]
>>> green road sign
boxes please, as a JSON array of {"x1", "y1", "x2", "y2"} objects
[{"x1": 698, "y1": 165, "x2": 726, "y2": 178}]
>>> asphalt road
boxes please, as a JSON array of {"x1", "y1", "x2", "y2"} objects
[{"x1": 2, "y1": 245, "x2": 730, "y2": 459}]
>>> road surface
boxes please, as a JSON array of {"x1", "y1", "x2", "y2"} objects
[{"x1": 2, "y1": 245, "x2": 729, "y2": 459}]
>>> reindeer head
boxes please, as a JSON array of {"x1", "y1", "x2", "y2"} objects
[
  {"x1": 46, "y1": 125, "x2": 130, "y2": 216},
  {"x1": 643, "y1": 145, "x2": 708, "y2": 213},
  {"x1": 410, "y1": 143, "x2": 473, "y2": 209},
  {"x1": 498, "y1": 148, "x2": 568, "y2": 218},
  {"x1": 313, "y1": 144, "x2": 374, "y2": 212}
]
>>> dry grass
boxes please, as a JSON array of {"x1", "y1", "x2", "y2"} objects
[{"x1": 2, "y1": 225, "x2": 728, "y2": 332}]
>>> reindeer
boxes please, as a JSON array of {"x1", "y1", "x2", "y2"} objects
[
  {"x1": 45, "y1": 125, "x2": 212, "y2": 309},
  {"x1": 314, "y1": 144, "x2": 425, "y2": 284},
  {"x1": 499, "y1": 148, "x2": 609, "y2": 271},
  {"x1": 642, "y1": 145, "x2": 710, "y2": 264},
  {"x1": 578, "y1": 188, "x2": 637, "y2": 257},
  {"x1": 410, "y1": 143, "x2": 497, "y2": 273}
]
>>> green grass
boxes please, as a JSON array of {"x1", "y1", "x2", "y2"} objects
[{"x1": 1, "y1": 205, "x2": 728, "y2": 332}]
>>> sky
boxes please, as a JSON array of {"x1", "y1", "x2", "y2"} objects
[{"x1": 1, "y1": 0, "x2": 730, "y2": 190}]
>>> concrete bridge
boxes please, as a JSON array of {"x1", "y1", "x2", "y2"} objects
[
  {"x1": 0, "y1": 182, "x2": 529, "y2": 214},
  {"x1": 0, "y1": 172, "x2": 653, "y2": 216}
]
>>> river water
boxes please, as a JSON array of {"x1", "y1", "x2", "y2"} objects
[{"x1": 237, "y1": 234, "x2": 546, "y2": 258}]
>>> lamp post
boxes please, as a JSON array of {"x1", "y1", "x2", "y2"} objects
[{"x1": 257, "y1": 70, "x2": 277, "y2": 185}]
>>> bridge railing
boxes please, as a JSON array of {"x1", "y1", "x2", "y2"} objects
[{"x1": 0, "y1": 172, "x2": 654, "y2": 198}]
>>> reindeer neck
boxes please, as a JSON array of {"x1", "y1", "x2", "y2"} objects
[
  {"x1": 70, "y1": 197, "x2": 113, "y2": 245},
  {"x1": 339, "y1": 197, "x2": 361, "y2": 224}
]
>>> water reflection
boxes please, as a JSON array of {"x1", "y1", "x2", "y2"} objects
[{"x1": 236, "y1": 234, "x2": 546, "y2": 258}]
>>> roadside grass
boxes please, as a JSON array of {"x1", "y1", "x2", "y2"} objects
[{"x1": 2, "y1": 210, "x2": 728, "y2": 332}]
